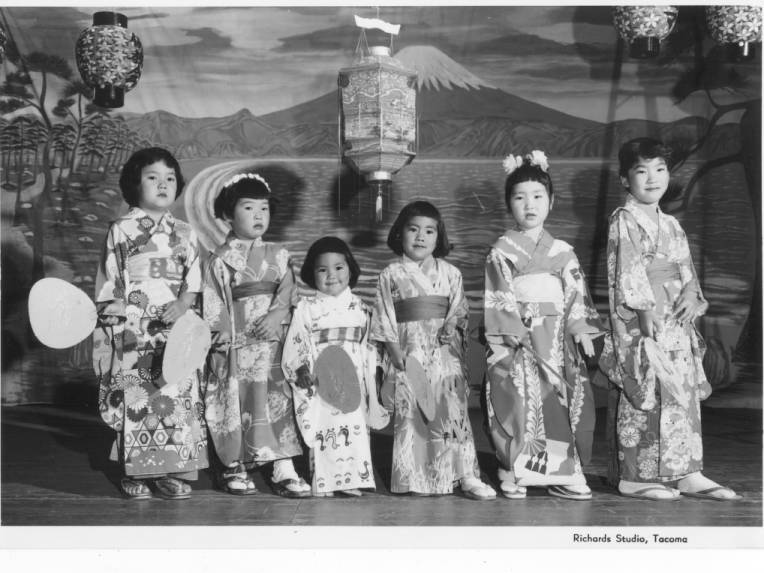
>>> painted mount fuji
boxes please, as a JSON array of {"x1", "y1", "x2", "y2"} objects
[{"x1": 124, "y1": 45, "x2": 738, "y2": 159}]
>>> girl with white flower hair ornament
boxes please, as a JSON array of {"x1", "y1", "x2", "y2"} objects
[
  {"x1": 483, "y1": 150, "x2": 605, "y2": 500},
  {"x1": 202, "y1": 172, "x2": 310, "y2": 497}
]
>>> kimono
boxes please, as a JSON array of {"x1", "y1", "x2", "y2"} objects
[
  {"x1": 282, "y1": 288, "x2": 384, "y2": 494},
  {"x1": 202, "y1": 233, "x2": 302, "y2": 468},
  {"x1": 599, "y1": 196, "x2": 710, "y2": 483},
  {"x1": 371, "y1": 254, "x2": 481, "y2": 495},
  {"x1": 484, "y1": 229, "x2": 603, "y2": 487},
  {"x1": 92, "y1": 208, "x2": 208, "y2": 478}
]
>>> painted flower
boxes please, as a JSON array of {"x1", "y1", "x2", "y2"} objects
[
  {"x1": 150, "y1": 394, "x2": 175, "y2": 418},
  {"x1": 125, "y1": 385, "x2": 149, "y2": 411},
  {"x1": 267, "y1": 391, "x2": 289, "y2": 422},
  {"x1": 619, "y1": 425, "x2": 641, "y2": 448},
  {"x1": 278, "y1": 426, "x2": 298, "y2": 450},
  {"x1": 637, "y1": 443, "x2": 659, "y2": 479}
]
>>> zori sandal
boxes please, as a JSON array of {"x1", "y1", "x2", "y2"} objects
[
  {"x1": 499, "y1": 481, "x2": 527, "y2": 500},
  {"x1": 460, "y1": 477, "x2": 497, "y2": 500},
  {"x1": 220, "y1": 464, "x2": 258, "y2": 496},
  {"x1": 619, "y1": 485, "x2": 680, "y2": 501},
  {"x1": 153, "y1": 476, "x2": 192, "y2": 500},
  {"x1": 548, "y1": 485, "x2": 593, "y2": 501},
  {"x1": 120, "y1": 477, "x2": 152, "y2": 500},
  {"x1": 271, "y1": 477, "x2": 312, "y2": 498},
  {"x1": 680, "y1": 486, "x2": 742, "y2": 501}
]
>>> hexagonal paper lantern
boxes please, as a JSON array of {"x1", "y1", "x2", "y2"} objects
[
  {"x1": 75, "y1": 12, "x2": 143, "y2": 108},
  {"x1": 706, "y1": 6, "x2": 762, "y2": 61},
  {"x1": 339, "y1": 39, "x2": 417, "y2": 221},
  {"x1": 613, "y1": 5, "x2": 679, "y2": 59}
]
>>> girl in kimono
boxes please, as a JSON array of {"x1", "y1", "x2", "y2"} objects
[
  {"x1": 484, "y1": 150, "x2": 604, "y2": 501},
  {"x1": 371, "y1": 201, "x2": 496, "y2": 500},
  {"x1": 599, "y1": 138, "x2": 740, "y2": 501},
  {"x1": 202, "y1": 173, "x2": 310, "y2": 497},
  {"x1": 93, "y1": 147, "x2": 208, "y2": 500},
  {"x1": 282, "y1": 236, "x2": 389, "y2": 497}
]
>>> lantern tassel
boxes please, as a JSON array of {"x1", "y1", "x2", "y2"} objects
[{"x1": 375, "y1": 188, "x2": 383, "y2": 222}]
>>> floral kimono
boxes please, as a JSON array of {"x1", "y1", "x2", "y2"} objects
[
  {"x1": 202, "y1": 233, "x2": 302, "y2": 468},
  {"x1": 282, "y1": 288, "x2": 384, "y2": 494},
  {"x1": 599, "y1": 196, "x2": 710, "y2": 483},
  {"x1": 93, "y1": 208, "x2": 208, "y2": 478},
  {"x1": 484, "y1": 230, "x2": 603, "y2": 487},
  {"x1": 371, "y1": 255, "x2": 481, "y2": 495}
]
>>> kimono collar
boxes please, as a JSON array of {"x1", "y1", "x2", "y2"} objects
[
  {"x1": 401, "y1": 253, "x2": 436, "y2": 273},
  {"x1": 214, "y1": 232, "x2": 264, "y2": 272},
  {"x1": 125, "y1": 207, "x2": 175, "y2": 235},
  {"x1": 315, "y1": 286, "x2": 353, "y2": 307},
  {"x1": 493, "y1": 228, "x2": 554, "y2": 273},
  {"x1": 623, "y1": 195, "x2": 662, "y2": 239}
]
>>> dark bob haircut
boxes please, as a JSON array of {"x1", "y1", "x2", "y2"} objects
[
  {"x1": 119, "y1": 147, "x2": 185, "y2": 208},
  {"x1": 213, "y1": 173, "x2": 277, "y2": 220},
  {"x1": 300, "y1": 236, "x2": 361, "y2": 290},
  {"x1": 618, "y1": 137, "x2": 672, "y2": 177},
  {"x1": 504, "y1": 163, "x2": 554, "y2": 210},
  {"x1": 387, "y1": 200, "x2": 451, "y2": 258}
]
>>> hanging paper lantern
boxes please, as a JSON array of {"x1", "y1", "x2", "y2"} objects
[
  {"x1": 613, "y1": 6, "x2": 679, "y2": 59},
  {"x1": 706, "y1": 6, "x2": 762, "y2": 61},
  {"x1": 338, "y1": 16, "x2": 417, "y2": 222},
  {"x1": 75, "y1": 12, "x2": 143, "y2": 108}
]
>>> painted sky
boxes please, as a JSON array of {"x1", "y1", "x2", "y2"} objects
[{"x1": 3, "y1": 4, "x2": 760, "y2": 123}]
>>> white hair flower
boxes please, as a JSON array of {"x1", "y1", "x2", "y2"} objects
[
  {"x1": 527, "y1": 150, "x2": 549, "y2": 172},
  {"x1": 221, "y1": 172, "x2": 271, "y2": 193},
  {"x1": 502, "y1": 154, "x2": 524, "y2": 175}
]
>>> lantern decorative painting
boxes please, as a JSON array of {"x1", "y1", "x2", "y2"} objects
[
  {"x1": 613, "y1": 6, "x2": 679, "y2": 59},
  {"x1": 706, "y1": 6, "x2": 762, "y2": 61},
  {"x1": 75, "y1": 11, "x2": 143, "y2": 108},
  {"x1": 338, "y1": 16, "x2": 417, "y2": 222}
]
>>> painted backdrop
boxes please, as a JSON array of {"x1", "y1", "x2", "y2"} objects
[{"x1": 1, "y1": 5, "x2": 760, "y2": 408}]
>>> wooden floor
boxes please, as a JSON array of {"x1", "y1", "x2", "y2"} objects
[{"x1": 1, "y1": 403, "x2": 761, "y2": 527}]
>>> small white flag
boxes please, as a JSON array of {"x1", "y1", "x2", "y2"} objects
[{"x1": 354, "y1": 15, "x2": 400, "y2": 35}]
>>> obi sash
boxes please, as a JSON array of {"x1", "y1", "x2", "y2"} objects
[
  {"x1": 646, "y1": 259, "x2": 681, "y2": 285},
  {"x1": 312, "y1": 326, "x2": 365, "y2": 345},
  {"x1": 393, "y1": 295, "x2": 449, "y2": 323},
  {"x1": 231, "y1": 281, "x2": 278, "y2": 300},
  {"x1": 127, "y1": 252, "x2": 183, "y2": 282}
]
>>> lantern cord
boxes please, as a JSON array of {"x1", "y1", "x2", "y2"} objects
[
  {"x1": 337, "y1": 86, "x2": 342, "y2": 217},
  {"x1": 375, "y1": 186, "x2": 383, "y2": 223}
]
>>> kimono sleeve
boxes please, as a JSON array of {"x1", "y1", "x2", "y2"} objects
[
  {"x1": 202, "y1": 256, "x2": 233, "y2": 350},
  {"x1": 610, "y1": 210, "x2": 655, "y2": 320},
  {"x1": 483, "y1": 247, "x2": 526, "y2": 343},
  {"x1": 370, "y1": 268, "x2": 399, "y2": 344},
  {"x1": 269, "y1": 247, "x2": 297, "y2": 325},
  {"x1": 94, "y1": 222, "x2": 128, "y2": 317},
  {"x1": 281, "y1": 299, "x2": 317, "y2": 381},
  {"x1": 562, "y1": 253, "x2": 605, "y2": 337},
  {"x1": 180, "y1": 227, "x2": 202, "y2": 294},
  {"x1": 361, "y1": 304, "x2": 390, "y2": 429},
  {"x1": 672, "y1": 219, "x2": 708, "y2": 317}
]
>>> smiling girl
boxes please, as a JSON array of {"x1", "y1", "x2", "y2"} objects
[{"x1": 371, "y1": 201, "x2": 496, "y2": 500}]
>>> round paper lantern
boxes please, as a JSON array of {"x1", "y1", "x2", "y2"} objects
[
  {"x1": 75, "y1": 11, "x2": 143, "y2": 108},
  {"x1": 339, "y1": 43, "x2": 417, "y2": 221},
  {"x1": 706, "y1": 6, "x2": 762, "y2": 61},
  {"x1": 613, "y1": 5, "x2": 679, "y2": 59}
]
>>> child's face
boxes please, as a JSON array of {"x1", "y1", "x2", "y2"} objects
[
  {"x1": 401, "y1": 216, "x2": 438, "y2": 262},
  {"x1": 314, "y1": 252, "x2": 350, "y2": 297},
  {"x1": 621, "y1": 156, "x2": 669, "y2": 206},
  {"x1": 138, "y1": 161, "x2": 177, "y2": 213},
  {"x1": 227, "y1": 198, "x2": 270, "y2": 240},
  {"x1": 509, "y1": 180, "x2": 551, "y2": 232}
]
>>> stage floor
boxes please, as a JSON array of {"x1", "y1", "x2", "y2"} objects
[{"x1": 1, "y1": 403, "x2": 761, "y2": 527}]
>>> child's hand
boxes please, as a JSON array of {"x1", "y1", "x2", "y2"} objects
[
  {"x1": 636, "y1": 309, "x2": 661, "y2": 339},
  {"x1": 162, "y1": 299, "x2": 190, "y2": 324},
  {"x1": 574, "y1": 332, "x2": 595, "y2": 357},
  {"x1": 504, "y1": 335, "x2": 521, "y2": 349},
  {"x1": 252, "y1": 313, "x2": 281, "y2": 340},
  {"x1": 673, "y1": 290, "x2": 703, "y2": 325},
  {"x1": 97, "y1": 315, "x2": 123, "y2": 327},
  {"x1": 390, "y1": 349, "x2": 406, "y2": 371},
  {"x1": 295, "y1": 364, "x2": 316, "y2": 396}
]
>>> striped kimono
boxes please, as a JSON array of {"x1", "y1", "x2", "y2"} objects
[{"x1": 484, "y1": 229, "x2": 603, "y2": 486}]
